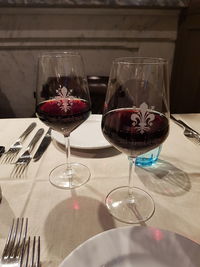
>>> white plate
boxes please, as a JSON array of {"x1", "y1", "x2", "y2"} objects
[
  {"x1": 51, "y1": 115, "x2": 111, "y2": 149},
  {"x1": 59, "y1": 226, "x2": 200, "y2": 267}
]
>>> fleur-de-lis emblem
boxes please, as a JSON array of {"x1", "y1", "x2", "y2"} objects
[
  {"x1": 131, "y1": 102, "x2": 155, "y2": 134},
  {"x1": 55, "y1": 86, "x2": 73, "y2": 112}
]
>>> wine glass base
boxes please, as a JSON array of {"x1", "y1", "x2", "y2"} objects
[
  {"x1": 49, "y1": 163, "x2": 90, "y2": 189},
  {"x1": 105, "y1": 186, "x2": 155, "y2": 224}
]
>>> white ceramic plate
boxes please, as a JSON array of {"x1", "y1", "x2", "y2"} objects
[
  {"x1": 59, "y1": 226, "x2": 200, "y2": 267},
  {"x1": 51, "y1": 114, "x2": 111, "y2": 149}
]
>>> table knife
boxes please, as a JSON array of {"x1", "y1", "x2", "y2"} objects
[{"x1": 33, "y1": 128, "x2": 51, "y2": 161}]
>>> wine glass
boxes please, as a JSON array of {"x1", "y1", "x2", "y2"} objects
[
  {"x1": 101, "y1": 57, "x2": 170, "y2": 223},
  {"x1": 36, "y1": 51, "x2": 91, "y2": 189}
]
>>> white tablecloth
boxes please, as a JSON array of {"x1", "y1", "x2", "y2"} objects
[{"x1": 0, "y1": 114, "x2": 200, "y2": 266}]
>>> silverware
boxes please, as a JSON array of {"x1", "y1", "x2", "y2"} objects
[
  {"x1": 1, "y1": 218, "x2": 28, "y2": 266},
  {"x1": 6, "y1": 122, "x2": 37, "y2": 155},
  {"x1": 2, "y1": 122, "x2": 36, "y2": 163},
  {"x1": 171, "y1": 115, "x2": 200, "y2": 135},
  {"x1": 171, "y1": 115, "x2": 200, "y2": 145},
  {"x1": 21, "y1": 236, "x2": 40, "y2": 267},
  {"x1": 0, "y1": 146, "x2": 5, "y2": 157},
  {"x1": 33, "y1": 128, "x2": 51, "y2": 162},
  {"x1": 15, "y1": 128, "x2": 44, "y2": 165}
]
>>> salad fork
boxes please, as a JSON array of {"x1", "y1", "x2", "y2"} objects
[
  {"x1": 15, "y1": 128, "x2": 44, "y2": 166},
  {"x1": 1, "y1": 218, "x2": 28, "y2": 266},
  {"x1": 3, "y1": 122, "x2": 36, "y2": 163},
  {"x1": 21, "y1": 236, "x2": 40, "y2": 267}
]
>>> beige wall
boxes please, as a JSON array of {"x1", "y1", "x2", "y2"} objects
[{"x1": 0, "y1": 7, "x2": 180, "y2": 117}]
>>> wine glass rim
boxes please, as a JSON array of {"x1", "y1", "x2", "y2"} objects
[
  {"x1": 113, "y1": 57, "x2": 167, "y2": 65},
  {"x1": 39, "y1": 51, "x2": 81, "y2": 58}
]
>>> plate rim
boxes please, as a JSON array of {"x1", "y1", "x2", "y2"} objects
[
  {"x1": 51, "y1": 114, "x2": 111, "y2": 149},
  {"x1": 59, "y1": 225, "x2": 200, "y2": 267}
]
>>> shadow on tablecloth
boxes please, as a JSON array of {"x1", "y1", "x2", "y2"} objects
[
  {"x1": 136, "y1": 159, "x2": 191, "y2": 197},
  {"x1": 43, "y1": 194, "x2": 116, "y2": 262}
]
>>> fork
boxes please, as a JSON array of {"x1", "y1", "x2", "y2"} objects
[
  {"x1": 21, "y1": 236, "x2": 40, "y2": 267},
  {"x1": 183, "y1": 129, "x2": 200, "y2": 145},
  {"x1": 1, "y1": 218, "x2": 28, "y2": 266},
  {"x1": 15, "y1": 128, "x2": 44, "y2": 166},
  {"x1": 3, "y1": 122, "x2": 36, "y2": 163},
  {"x1": 171, "y1": 115, "x2": 200, "y2": 145}
]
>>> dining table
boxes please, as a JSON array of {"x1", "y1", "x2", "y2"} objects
[{"x1": 0, "y1": 113, "x2": 200, "y2": 266}]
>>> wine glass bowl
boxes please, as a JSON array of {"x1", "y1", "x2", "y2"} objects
[
  {"x1": 101, "y1": 57, "x2": 170, "y2": 223},
  {"x1": 36, "y1": 51, "x2": 91, "y2": 189}
]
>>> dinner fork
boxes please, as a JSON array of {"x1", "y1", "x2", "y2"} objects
[
  {"x1": 15, "y1": 128, "x2": 44, "y2": 166},
  {"x1": 21, "y1": 236, "x2": 40, "y2": 267},
  {"x1": 3, "y1": 122, "x2": 36, "y2": 163},
  {"x1": 1, "y1": 218, "x2": 28, "y2": 266},
  {"x1": 183, "y1": 130, "x2": 200, "y2": 145},
  {"x1": 170, "y1": 115, "x2": 200, "y2": 145}
]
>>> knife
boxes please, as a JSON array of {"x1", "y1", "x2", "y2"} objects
[{"x1": 33, "y1": 128, "x2": 51, "y2": 161}]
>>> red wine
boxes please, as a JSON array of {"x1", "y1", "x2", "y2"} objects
[
  {"x1": 102, "y1": 108, "x2": 169, "y2": 157},
  {"x1": 36, "y1": 98, "x2": 91, "y2": 135}
]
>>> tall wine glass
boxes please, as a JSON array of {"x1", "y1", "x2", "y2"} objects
[
  {"x1": 101, "y1": 57, "x2": 170, "y2": 223},
  {"x1": 36, "y1": 51, "x2": 91, "y2": 189}
]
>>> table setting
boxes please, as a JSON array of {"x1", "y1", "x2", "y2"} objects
[{"x1": 0, "y1": 52, "x2": 200, "y2": 266}]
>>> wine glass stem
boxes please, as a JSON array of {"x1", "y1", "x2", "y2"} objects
[
  {"x1": 128, "y1": 157, "x2": 136, "y2": 198},
  {"x1": 64, "y1": 135, "x2": 72, "y2": 172}
]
